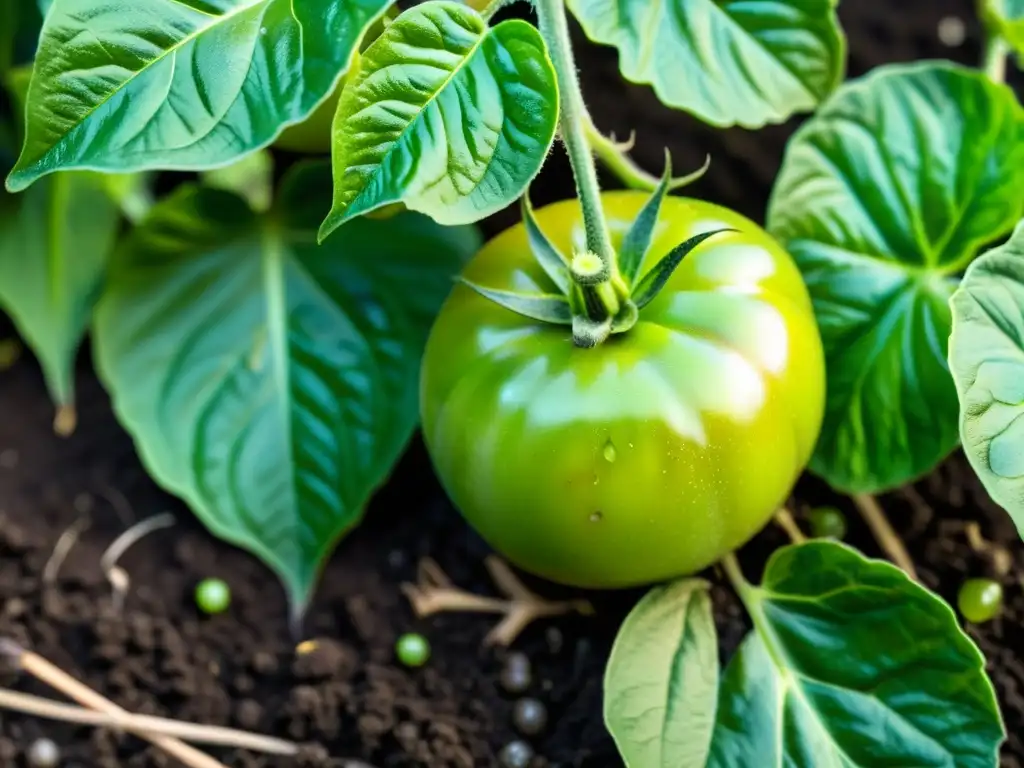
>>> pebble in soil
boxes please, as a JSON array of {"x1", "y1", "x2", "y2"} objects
[
  {"x1": 499, "y1": 739, "x2": 535, "y2": 768},
  {"x1": 500, "y1": 652, "x2": 532, "y2": 695},
  {"x1": 512, "y1": 698, "x2": 548, "y2": 737},
  {"x1": 27, "y1": 738, "x2": 60, "y2": 767}
]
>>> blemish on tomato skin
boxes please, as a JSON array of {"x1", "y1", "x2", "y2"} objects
[{"x1": 589, "y1": 511, "x2": 603, "y2": 523}]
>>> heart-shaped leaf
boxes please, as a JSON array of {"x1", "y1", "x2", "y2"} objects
[
  {"x1": 767, "y1": 62, "x2": 1024, "y2": 494},
  {"x1": 604, "y1": 578, "x2": 718, "y2": 768},
  {"x1": 950, "y1": 221, "x2": 1024, "y2": 534},
  {"x1": 0, "y1": 171, "x2": 121, "y2": 433},
  {"x1": 566, "y1": 0, "x2": 845, "y2": 128},
  {"x1": 5, "y1": 0, "x2": 393, "y2": 192},
  {"x1": 319, "y1": 1, "x2": 558, "y2": 238},
  {"x1": 93, "y1": 161, "x2": 480, "y2": 612},
  {"x1": 710, "y1": 542, "x2": 1003, "y2": 767}
]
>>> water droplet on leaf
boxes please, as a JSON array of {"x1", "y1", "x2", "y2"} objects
[
  {"x1": 602, "y1": 440, "x2": 616, "y2": 462},
  {"x1": 589, "y1": 511, "x2": 603, "y2": 523}
]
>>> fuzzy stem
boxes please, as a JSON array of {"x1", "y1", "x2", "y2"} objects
[
  {"x1": 535, "y1": 0, "x2": 616, "y2": 274},
  {"x1": 983, "y1": 35, "x2": 1009, "y2": 84}
]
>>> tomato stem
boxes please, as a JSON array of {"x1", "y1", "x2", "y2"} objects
[{"x1": 535, "y1": 0, "x2": 617, "y2": 277}]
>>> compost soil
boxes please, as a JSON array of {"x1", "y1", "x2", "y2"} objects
[{"x1": 2, "y1": 0, "x2": 1023, "y2": 766}]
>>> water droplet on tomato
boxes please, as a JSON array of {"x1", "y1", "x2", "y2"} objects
[{"x1": 602, "y1": 440, "x2": 616, "y2": 463}]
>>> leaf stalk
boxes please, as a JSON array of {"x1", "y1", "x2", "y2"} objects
[{"x1": 983, "y1": 35, "x2": 1009, "y2": 84}]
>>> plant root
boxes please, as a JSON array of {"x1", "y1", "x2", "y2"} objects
[
  {"x1": 773, "y1": 507, "x2": 807, "y2": 544},
  {"x1": 965, "y1": 522, "x2": 1014, "y2": 578},
  {"x1": 42, "y1": 515, "x2": 91, "y2": 585},
  {"x1": 852, "y1": 494, "x2": 918, "y2": 581},
  {"x1": 401, "y1": 556, "x2": 594, "y2": 646},
  {"x1": 99, "y1": 512, "x2": 176, "y2": 613}
]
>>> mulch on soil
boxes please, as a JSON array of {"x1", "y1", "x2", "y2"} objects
[{"x1": 2, "y1": 0, "x2": 1023, "y2": 766}]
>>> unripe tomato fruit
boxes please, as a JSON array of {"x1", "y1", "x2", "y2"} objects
[{"x1": 421, "y1": 193, "x2": 826, "y2": 588}]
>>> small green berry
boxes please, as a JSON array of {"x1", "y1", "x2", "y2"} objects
[
  {"x1": 396, "y1": 633, "x2": 430, "y2": 667},
  {"x1": 194, "y1": 578, "x2": 231, "y2": 615},
  {"x1": 807, "y1": 506, "x2": 847, "y2": 540},
  {"x1": 27, "y1": 738, "x2": 60, "y2": 768},
  {"x1": 958, "y1": 578, "x2": 1004, "y2": 624}
]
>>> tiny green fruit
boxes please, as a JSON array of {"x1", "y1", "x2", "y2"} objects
[
  {"x1": 396, "y1": 633, "x2": 430, "y2": 668},
  {"x1": 807, "y1": 506, "x2": 847, "y2": 540},
  {"x1": 957, "y1": 578, "x2": 1004, "y2": 624},
  {"x1": 194, "y1": 578, "x2": 231, "y2": 615}
]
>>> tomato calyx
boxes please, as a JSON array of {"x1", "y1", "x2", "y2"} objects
[{"x1": 460, "y1": 157, "x2": 734, "y2": 348}]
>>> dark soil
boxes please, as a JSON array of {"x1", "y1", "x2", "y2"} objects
[{"x1": 2, "y1": 0, "x2": 1023, "y2": 766}]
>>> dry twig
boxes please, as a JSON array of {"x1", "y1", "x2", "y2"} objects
[
  {"x1": 965, "y1": 521, "x2": 1014, "y2": 577},
  {"x1": 402, "y1": 556, "x2": 593, "y2": 646},
  {"x1": 0, "y1": 688, "x2": 297, "y2": 756},
  {"x1": 0, "y1": 640, "x2": 227, "y2": 768},
  {"x1": 852, "y1": 494, "x2": 918, "y2": 580}
]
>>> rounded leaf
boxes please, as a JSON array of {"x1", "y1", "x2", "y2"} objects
[
  {"x1": 5, "y1": 0, "x2": 393, "y2": 191},
  {"x1": 710, "y1": 542, "x2": 1004, "y2": 767},
  {"x1": 950, "y1": 221, "x2": 1024, "y2": 532},
  {"x1": 319, "y1": 1, "x2": 558, "y2": 237},
  {"x1": 981, "y1": 0, "x2": 1024, "y2": 55},
  {"x1": 566, "y1": 0, "x2": 845, "y2": 128},
  {"x1": 767, "y1": 62, "x2": 1024, "y2": 493},
  {"x1": 93, "y1": 162, "x2": 480, "y2": 612},
  {"x1": 604, "y1": 579, "x2": 718, "y2": 768}
]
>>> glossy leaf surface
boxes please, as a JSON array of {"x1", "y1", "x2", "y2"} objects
[
  {"x1": 319, "y1": 1, "x2": 558, "y2": 237},
  {"x1": 6, "y1": 0, "x2": 392, "y2": 191},
  {"x1": 604, "y1": 579, "x2": 718, "y2": 768},
  {"x1": 950, "y1": 221, "x2": 1024, "y2": 536},
  {"x1": 94, "y1": 162, "x2": 480, "y2": 610},
  {"x1": 566, "y1": 0, "x2": 844, "y2": 128},
  {"x1": 767, "y1": 62, "x2": 1024, "y2": 493},
  {"x1": 0, "y1": 171, "x2": 120, "y2": 421},
  {"x1": 709, "y1": 542, "x2": 1003, "y2": 767}
]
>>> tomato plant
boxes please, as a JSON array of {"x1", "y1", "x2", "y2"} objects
[{"x1": 0, "y1": 0, "x2": 1019, "y2": 764}]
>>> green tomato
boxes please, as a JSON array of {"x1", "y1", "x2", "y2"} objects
[
  {"x1": 807, "y1": 506, "x2": 847, "y2": 540},
  {"x1": 195, "y1": 578, "x2": 231, "y2": 615},
  {"x1": 421, "y1": 193, "x2": 826, "y2": 588},
  {"x1": 396, "y1": 633, "x2": 430, "y2": 667},
  {"x1": 957, "y1": 578, "x2": 1003, "y2": 624}
]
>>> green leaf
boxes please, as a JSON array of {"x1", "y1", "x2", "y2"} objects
[
  {"x1": 709, "y1": 542, "x2": 1003, "y2": 767},
  {"x1": 566, "y1": 0, "x2": 845, "y2": 128},
  {"x1": 950, "y1": 221, "x2": 1024, "y2": 534},
  {"x1": 93, "y1": 161, "x2": 480, "y2": 612},
  {"x1": 631, "y1": 230, "x2": 731, "y2": 310},
  {"x1": 459, "y1": 279, "x2": 572, "y2": 325},
  {"x1": 5, "y1": 0, "x2": 393, "y2": 192},
  {"x1": 604, "y1": 579, "x2": 718, "y2": 768},
  {"x1": 522, "y1": 194, "x2": 571, "y2": 295},
  {"x1": 37, "y1": 0, "x2": 52, "y2": 17},
  {"x1": 0, "y1": 170, "x2": 121, "y2": 431},
  {"x1": 981, "y1": 0, "x2": 1024, "y2": 54},
  {"x1": 618, "y1": 153, "x2": 672, "y2": 286},
  {"x1": 319, "y1": 1, "x2": 558, "y2": 238},
  {"x1": 767, "y1": 62, "x2": 1024, "y2": 494},
  {"x1": 201, "y1": 150, "x2": 275, "y2": 213}
]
